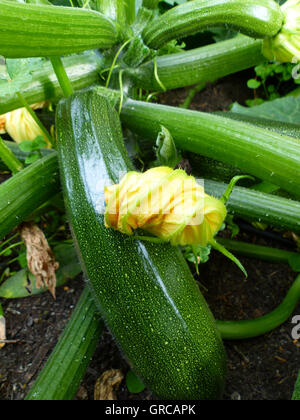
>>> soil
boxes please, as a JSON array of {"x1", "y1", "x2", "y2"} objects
[{"x1": 0, "y1": 70, "x2": 299, "y2": 401}]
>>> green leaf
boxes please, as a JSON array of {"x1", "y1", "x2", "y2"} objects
[
  {"x1": 247, "y1": 79, "x2": 261, "y2": 89},
  {"x1": 231, "y1": 96, "x2": 300, "y2": 125},
  {"x1": 154, "y1": 125, "x2": 181, "y2": 168},
  {"x1": 126, "y1": 370, "x2": 145, "y2": 394},
  {"x1": 18, "y1": 140, "x2": 35, "y2": 153},
  {"x1": 0, "y1": 57, "x2": 46, "y2": 97},
  {"x1": 25, "y1": 153, "x2": 40, "y2": 165}
]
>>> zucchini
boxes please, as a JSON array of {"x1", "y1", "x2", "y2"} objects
[
  {"x1": 127, "y1": 35, "x2": 265, "y2": 91},
  {"x1": 204, "y1": 179, "x2": 300, "y2": 233},
  {"x1": 0, "y1": 0, "x2": 118, "y2": 58},
  {"x1": 142, "y1": 0, "x2": 284, "y2": 49},
  {"x1": 25, "y1": 287, "x2": 104, "y2": 401},
  {"x1": 214, "y1": 111, "x2": 300, "y2": 140},
  {"x1": 56, "y1": 89, "x2": 227, "y2": 400},
  {"x1": 0, "y1": 152, "x2": 60, "y2": 240},
  {"x1": 120, "y1": 98, "x2": 300, "y2": 197},
  {"x1": 0, "y1": 53, "x2": 103, "y2": 115}
]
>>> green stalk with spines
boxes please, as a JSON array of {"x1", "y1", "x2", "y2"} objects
[
  {"x1": 25, "y1": 287, "x2": 104, "y2": 401},
  {"x1": 126, "y1": 35, "x2": 265, "y2": 91},
  {"x1": 120, "y1": 98, "x2": 300, "y2": 198},
  {"x1": 142, "y1": 0, "x2": 284, "y2": 49},
  {"x1": 216, "y1": 237, "x2": 299, "y2": 264},
  {"x1": 0, "y1": 0, "x2": 118, "y2": 58},
  {"x1": 0, "y1": 136, "x2": 24, "y2": 174},
  {"x1": 204, "y1": 179, "x2": 300, "y2": 233}
]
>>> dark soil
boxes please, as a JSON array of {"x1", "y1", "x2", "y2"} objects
[{"x1": 0, "y1": 70, "x2": 299, "y2": 401}]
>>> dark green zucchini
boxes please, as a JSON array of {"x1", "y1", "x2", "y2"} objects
[{"x1": 56, "y1": 89, "x2": 227, "y2": 400}]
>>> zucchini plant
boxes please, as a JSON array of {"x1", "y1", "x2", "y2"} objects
[{"x1": 0, "y1": 0, "x2": 300, "y2": 401}]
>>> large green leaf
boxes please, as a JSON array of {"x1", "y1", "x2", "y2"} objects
[{"x1": 231, "y1": 97, "x2": 300, "y2": 126}]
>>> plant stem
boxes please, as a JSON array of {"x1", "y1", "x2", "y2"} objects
[
  {"x1": 0, "y1": 241, "x2": 23, "y2": 257},
  {"x1": 0, "y1": 136, "x2": 23, "y2": 174},
  {"x1": 180, "y1": 82, "x2": 206, "y2": 109},
  {"x1": 217, "y1": 237, "x2": 298, "y2": 264},
  {"x1": 49, "y1": 57, "x2": 74, "y2": 98},
  {"x1": 217, "y1": 274, "x2": 300, "y2": 340},
  {"x1": 16, "y1": 92, "x2": 53, "y2": 147}
]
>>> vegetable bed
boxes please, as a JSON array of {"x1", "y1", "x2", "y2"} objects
[
  {"x1": 0, "y1": 75, "x2": 299, "y2": 400},
  {"x1": 0, "y1": 0, "x2": 300, "y2": 402}
]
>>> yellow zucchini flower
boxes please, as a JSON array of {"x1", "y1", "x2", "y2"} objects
[
  {"x1": 105, "y1": 166, "x2": 227, "y2": 247},
  {"x1": 0, "y1": 102, "x2": 50, "y2": 146}
]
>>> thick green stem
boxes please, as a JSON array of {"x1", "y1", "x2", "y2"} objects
[
  {"x1": 50, "y1": 57, "x2": 74, "y2": 99},
  {"x1": 217, "y1": 274, "x2": 300, "y2": 340},
  {"x1": 0, "y1": 136, "x2": 23, "y2": 174},
  {"x1": 120, "y1": 98, "x2": 300, "y2": 197},
  {"x1": 127, "y1": 35, "x2": 265, "y2": 91},
  {"x1": 143, "y1": 0, "x2": 284, "y2": 49},
  {"x1": 217, "y1": 237, "x2": 299, "y2": 264},
  {"x1": 204, "y1": 179, "x2": 300, "y2": 233},
  {"x1": 25, "y1": 287, "x2": 104, "y2": 400}
]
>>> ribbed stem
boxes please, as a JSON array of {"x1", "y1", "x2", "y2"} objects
[
  {"x1": 50, "y1": 57, "x2": 74, "y2": 98},
  {"x1": 120, "y1": 99, "x2": 300, "y2": 197},
  {"x1": 217, "y1": 237, "x2": 298, "y2": 264},
  {"x1": 0, "y1": 136, "x2": 24, "y2": 174}
]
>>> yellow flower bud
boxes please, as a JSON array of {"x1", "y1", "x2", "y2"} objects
[
  {"x1": 0, "y1": 102, "x2": 49, "y2": 146},
  {"x1": 262, "y1": 0, "x2": 300, "y2": 63},
  {"x1": 105, "y1": 167, "x2": 227, "y2": 247}
]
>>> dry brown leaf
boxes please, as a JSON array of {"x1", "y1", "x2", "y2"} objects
[
  {"x1": 94, "y1": 369, "x2": 124, "y2": 400},
  {"x1": 20, "y1": 222, "x2": 59, "y2": 299},
  {"x1": 0, "y1": 316, "x2": 6, "y2": 350}
]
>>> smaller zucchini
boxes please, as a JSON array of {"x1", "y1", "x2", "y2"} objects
[{"x1": 143, "y1": 0, "x2": 284, "y2": 49}]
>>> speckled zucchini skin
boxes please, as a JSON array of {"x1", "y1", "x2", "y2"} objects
[
  {"x1": 56, "y1": 89, "x2": 227, "y2": 400},
  {"x1": 143, "y1": 0, "x2": 284, "y2": 49},
  {"x1": 0, "y1": 0, "x2": 117, "y2": 58}
]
